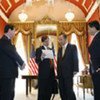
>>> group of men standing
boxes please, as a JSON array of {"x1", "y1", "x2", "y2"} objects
[
  {"x1": 0, "y1": 20, "x2": 100, "y2": 100},
  {"x1": 35, "y1": 33, "x2": 79, "y2": 100}
]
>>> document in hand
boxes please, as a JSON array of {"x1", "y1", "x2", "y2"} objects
[{"x1": 42, "y1": 50, "x2": 54, "y2": 59}]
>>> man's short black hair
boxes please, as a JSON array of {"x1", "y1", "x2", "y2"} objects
[
  {"x1": 4, "y1": 24, "x2": 14, "y2": 33},
  {"x1": 59, "y1": 32, "x2": 67, "y2": 39},
  {"x1": 41, "y1": 35, "x2": 49, "y2": 42},
  {"x1": 88, "y1": 20, "x2": 100, "y2": 30}
]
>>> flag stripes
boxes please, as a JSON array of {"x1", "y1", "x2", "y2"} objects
[
  {"x1": 28, "y1": 57, "x2": 57, "y2": 76},
  {"x1": 29, "y1": 58, "x2": 38, "y2": 76},
  {"x1": 54, "y1": 56, "x2": 57, "y2": 76}
]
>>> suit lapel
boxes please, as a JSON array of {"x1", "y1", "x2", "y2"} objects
[
  {"x1": 62, "y1": 44, "x2": 70, "y2": 59},
  {"x1": 41, "y1": 46, "x2": 45, "y2": 50},
  {"x1": 89, "y1": 32, "x2": 100, "y2": 51}
]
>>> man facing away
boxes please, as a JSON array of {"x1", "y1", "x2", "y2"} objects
[
  {"x1": 88, "y1": 20, "x2": 100, "y2": 100},
  {"x1": 57, "y1": 32, "x2": 79, "y2": 100},
  {"x1": 0, "y1": 24, "x2": 25, "y2": 100}
]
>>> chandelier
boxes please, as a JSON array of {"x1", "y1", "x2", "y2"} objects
[
  {"x1": 18, "y1": 0, "x2": 54, "y2": 22},
  {"x1": 65, "y1": 11, "x2": 75, "y2": 22},
  {"x1": 18, "y1": 11, "x2": 28, "y2": 22},
  {"x1": 65, "y1": 0, "x2": 75, "y2": 22}
]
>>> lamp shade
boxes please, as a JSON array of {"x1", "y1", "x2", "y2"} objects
[
  {"x1": 18, "y1": 12, "x2": 28, "y2": 22},
  {"x1": 65, "y1": 11, "x2": 75, "y2": 22}
]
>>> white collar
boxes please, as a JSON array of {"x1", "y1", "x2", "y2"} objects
[
  {"x1": 94, "y1": 31, "x2": 99, "y2": 37},
  {"x1": 62, "y1": 42, "x2": 68, "y2": 48},
  {"x1": 4, "y1": 34, "x2": 11, "y2": 40},
  {"x1": 43, "y1": 45, "x2": 48, "y2": 50}
]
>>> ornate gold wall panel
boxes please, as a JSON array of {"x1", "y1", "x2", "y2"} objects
[{"x1": 11, "y1": 16, "x2": 89, "y2": 65}]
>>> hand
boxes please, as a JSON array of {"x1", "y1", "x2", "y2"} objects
[
  {"x1": 20, "y1": 63, "x2": 25, "y2": 70},
  {"x1": 96, "y1": 68, "x2": 100, "y2": 73},
  {"x1": 73, "y1": 71, "x2": 77, "y2": 76},
  {"x1": 41, "y1": 53, "x2": 46, "y2": 60}
]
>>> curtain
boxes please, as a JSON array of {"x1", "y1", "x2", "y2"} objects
[
  {"x1": 11, "y1": 19, "x2": 88, "y2": 68},
  {"x1": 58, "y1": 22, "x2": 89, "y2": 65}
]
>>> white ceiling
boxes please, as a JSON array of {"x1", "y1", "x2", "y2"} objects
[{"x1": 9, "y1": 0, "x2": 85, "y2": 22}]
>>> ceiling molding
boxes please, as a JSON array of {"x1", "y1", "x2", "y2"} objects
[
  {"x1": 82, "y1": 0, "x2": 94, "y2": 12},
  {"x1": 0, "y1": 9, "x2": 8, "y2": 22},
  {"x1": 14, "y1": 0, "x2": 20, "y2": 3},
  {"x1": 0, "y1": 0, "x2": 12, "y2": 13},
  {"x1": 86, "y1": 1, "x2": 98, "y2": 21}
]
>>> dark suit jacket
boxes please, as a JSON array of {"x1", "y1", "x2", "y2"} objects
[
  {"x1": 36, "y1": 46, "x2": 58, "y2": 94},
  {"x1": 88, "y1": 32, "x2": 100, "y2": 73},
  {"x1": 0, "y1": 36, "x2": 24, "y2": 78},
  {"x1": 57, "y1": 43, "x2": 79, "y2": 78},
  {"x1": 36, "y1": 46, "x2": 54, "y2": 79}
]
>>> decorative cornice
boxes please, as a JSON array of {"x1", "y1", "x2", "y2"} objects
[
  {"x1": 86, "y1": 1, "x2": 98, "y2": 21},
  {"x1": 0, "y1": 0, "x2": 12, "y2": 13},
  {"x1": 82, "y1": 0, "x2": 94, "y2": 12},
  {"x1": 14, "y1": 0, "x2": 20, "y2": 3},
  {"x1": 0, "y1": 9, "x2": 8, "y2": 22}
]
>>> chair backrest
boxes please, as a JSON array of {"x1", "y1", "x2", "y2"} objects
[{"x1": 77, "y1": 74, "x2": 93, "y2": 89}]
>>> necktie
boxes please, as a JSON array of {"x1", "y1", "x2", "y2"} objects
[
  {"x1": 62, "y1": 47, "x2": 66, "y2": 57},
  {"x1": 90, "y1": 60, "x2": 95, "y2": 74},
  {"x1": 46, "y1": 47, "x2": 54, "y2": 68}
]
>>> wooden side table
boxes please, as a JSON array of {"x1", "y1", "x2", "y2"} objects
[{"x1": 22, "y1": 75, "x2": 38, "y2": 96}]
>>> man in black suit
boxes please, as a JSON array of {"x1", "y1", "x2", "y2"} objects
[
  {"x1": 57, "y1": 32, "x2": 79, "y2": 100},
  {"x1": 0, "y1": 24, "x2": 25, "y2": 100},
  {"x1": 36, "y1": 35, "x2": 58, "y2": 100},
  {"x1": 88, "y1": 20, "x2": 100, "y2": 100}
]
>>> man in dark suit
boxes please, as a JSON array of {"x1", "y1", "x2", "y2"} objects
[
  {"x1": 36, "y1": 35, "x2": 58, "y2": 100},
  {"x1": 0, "y1": 24, "x2": 25, "y2": 100},
  {"x1": 88, "y1": 20, "x2": 100, "y2": 100},
  {"x1": 57, "y1": 32, "x2": 79, "y2": 100}
]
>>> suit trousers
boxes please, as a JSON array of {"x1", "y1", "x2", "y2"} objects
[
  {"x1": 38, "y1": 78, "x2": 52, "y2": 100},
  {"x1": 58, "y1": 76, "x2": 76, "y2": 100},
  {"x1": 0, "y1": 78, "x2": 15, "y2": 100},
  {"x1": 92, "y1": 73, "x2": 100, "y2": 100}
]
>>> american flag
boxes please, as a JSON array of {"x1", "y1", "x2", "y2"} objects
[
  {"x1": 28, "y1": 43, "x2": 57, "y2": 76},
  {"x1": 52, "y1": 42, "x2": 57, "y2": 76},
  {"x1": 54, "y1": 56, "x2": 57, "y2": 76},
  {"x1": 28, "y1": 46, "x2": 38, "y2": 76}
]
